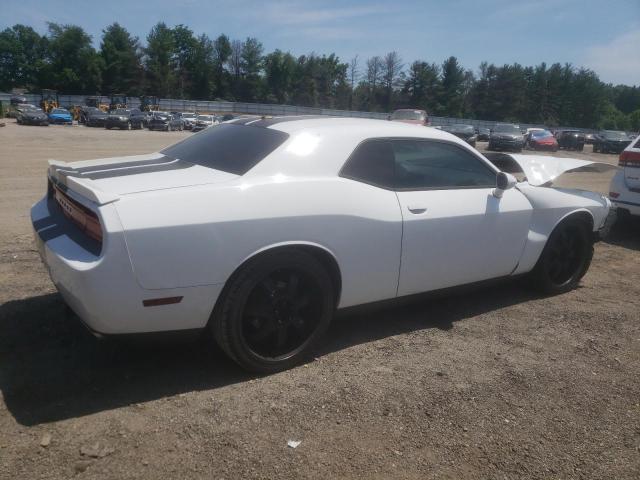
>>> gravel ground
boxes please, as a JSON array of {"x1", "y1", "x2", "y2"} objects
[{"x1": 0, "y1": 122, "x2": 639, "y2": 479}]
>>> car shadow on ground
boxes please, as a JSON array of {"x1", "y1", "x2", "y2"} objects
[
  {"x1": 604, "y1": 215, "x2": 640, "y2": 251},
  {"x1": 0, "y1": 281, "x2": 536, "y2": 426}
]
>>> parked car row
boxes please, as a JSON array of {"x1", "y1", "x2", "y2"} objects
[
  {"x1": 15, "y1": 105, "x2": 72, "y2": 126},
  {"x1": 15, "y1": 105, "x2": 232, "y2": 132}
]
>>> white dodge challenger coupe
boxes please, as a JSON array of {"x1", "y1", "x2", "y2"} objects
[{"x1": 32, "y1": 116, "x2": 614, "y2": 372}]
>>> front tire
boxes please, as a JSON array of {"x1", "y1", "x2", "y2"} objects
[
  {"x1": 528, "y1": 218, "x2": 593, "y2": 294},
  {"x1": 211, "y1": 249, "x2": 335, "y2": 372}
]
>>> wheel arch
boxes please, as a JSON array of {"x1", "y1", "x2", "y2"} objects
[
  {"x1": 533, "y1": 208, "x2": 595, "y2": 265},
  {"x1": 217, "y1": 241, "x2": 343, "y2": 310},
  {"x1": 514, "y1": 207, "x2": 595, "y2": 275},
  {"x1": 551, "y1": 208, "x2": 594, "y2": 234}
]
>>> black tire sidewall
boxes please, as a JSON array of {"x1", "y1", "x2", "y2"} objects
[
  {"x1": 212, "y1": 249, "x2": 335, "y2": 372},
  {"x1": 531, "y1": 219, "x2": 593, "y2": 294}
]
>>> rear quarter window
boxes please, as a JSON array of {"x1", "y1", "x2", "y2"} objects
[{"x1": 161, "y1": 124, "x2": 289, "y2": 175}]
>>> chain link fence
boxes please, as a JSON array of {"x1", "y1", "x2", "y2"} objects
[{"x1": 0, "y1": 92, "x2": 584, "y2": 132}]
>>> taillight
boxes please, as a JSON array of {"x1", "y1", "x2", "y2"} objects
[
  {"x1": 619, "y1": 150, "x2": 640, "y2": 167},
  {"x1": 609, "y1": 191, "x2": 620, "y2": 199},
  {"x1": 52, "y1": 184, "x2": 103, "y2": 245}
]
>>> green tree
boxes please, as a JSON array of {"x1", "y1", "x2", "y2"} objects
[
  {"x1": 264, "y1": 49, "x2": 296, "y2": 103},
  {"x1": 144, "y1": 22, "x2": 175, "y2": 97},
  {"x1": 212, "y1": 34, "x2": 231, "y2": 98},
  {"x1": 100, "y1": 23, "x2": 142, "y2": 95},
  {"x1": 46, "y1": 23, "x2": 103, "y2": 93},
  {"x1": 381, "y1": 51, "x2": 403, "y2": 110},
  {"x1": 0, "y1": 24, "x2": 47, "y2": 91},
  {"x1": 439, "y1": 56, "x2": 465, "y2": 116},
  {"x1": 627, "y1": 109, "x2": 640, "y2": 131},
  {"x1": 188, "y1": 34, "x2": 215, "y2": 99},
  {"x1": 402, "y1": 61, "x2": 441, "y2": 112},
  {"x1": 172, "y1": 25, "x2": 197, "y2": 98}
]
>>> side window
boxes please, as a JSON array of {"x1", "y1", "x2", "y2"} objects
[
  {"x1": 340, "y1": 140, "x2": 395, "y2": 188},
  {"x1": 391, "y1": 140, "x2": 496, "y2": 189}
]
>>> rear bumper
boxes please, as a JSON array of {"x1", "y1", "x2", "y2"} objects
[
  {"x1": 609, "y1": 171, "x2": 640, "y2": 217},
  {"x1": 489, "y1": 139, "x2": 523, "y2": 150},
  {"x1": 105, "y1": 119, "x2": 129, "y2": 128},
  {"x1": 530, "y1": 143, "x2": 558, "y2": 151},
  {"x1": 31, "y1": 196, "x2": 221, "y2": 334},
  {"x1": 49, "y1": 117, "x2": 72, "y2": 124}
]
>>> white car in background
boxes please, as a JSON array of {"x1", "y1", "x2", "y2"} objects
[
  {"x1": 32, "y1": 117, "x2": 613, "y2": 372},
  {"x1": 180, "y1": 112, "x2": 197, "y2": 130},
  {"x1": 192, "y1": 114, "x2": 219, "y2": 132},
  {"x1": 609, "y1": 135, "x2": 640, "y2": 218}
]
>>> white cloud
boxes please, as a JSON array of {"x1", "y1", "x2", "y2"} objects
[
  {"x1": 583, "y1": 29, "x2": 640, "y2": 85},
  {"x1": 263, "y1": 3, "x2": 388, "y2": 26}
]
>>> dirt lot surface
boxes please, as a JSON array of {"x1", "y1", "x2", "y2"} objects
[{"x1": 1, "y1": 122, "x2": 639, "y2": 479}]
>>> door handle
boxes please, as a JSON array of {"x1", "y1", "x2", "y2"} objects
[{"x1": 407, "y1": 205, "x2": 427, "y2": 214}]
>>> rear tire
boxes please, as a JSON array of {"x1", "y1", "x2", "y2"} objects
[
  {"x1": 528, "y1": 218, "x2": 593, "y2": 295},
  {"x1": 211, "y1": 249, "x2": 335, "y2": 373}
]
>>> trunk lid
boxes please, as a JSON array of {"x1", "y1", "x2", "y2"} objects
[{"x1": 48, "y1": 152, "x2": 238, "y2": 205}]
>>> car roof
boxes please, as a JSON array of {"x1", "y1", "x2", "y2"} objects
[{"x1": 231, "y1": 116, "x2": 496, "y2": 178}]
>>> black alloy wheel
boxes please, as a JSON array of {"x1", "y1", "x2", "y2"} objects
[
  {"x1": 212, "y1": 249, "x2": 334, "y2": 372},
  {"x1": 530, "y1": 219, "x2": 593, "y2": 294},
  {"x1": 241, "y1": 268, "x2": 324, "y2": 359}
]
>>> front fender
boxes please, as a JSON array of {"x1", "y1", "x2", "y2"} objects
[{"x1": 513, "y1": 184, "x2": 610, "y2": 274}]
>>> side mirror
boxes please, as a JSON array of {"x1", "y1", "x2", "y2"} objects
[{"x1": 493, "y1": 172, "x2": 517, "y2": 198}]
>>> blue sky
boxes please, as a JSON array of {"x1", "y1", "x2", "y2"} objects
[{"x1": 2, "y1": 0, "x2": 639, "y2": 85}]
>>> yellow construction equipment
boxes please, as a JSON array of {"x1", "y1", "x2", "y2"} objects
[
  {"x1": 109, "y1": 93, "x2": 127, "y2": 111},
  {"x1": 40, "y1": 89, "x2": 59, "y2": 113}
]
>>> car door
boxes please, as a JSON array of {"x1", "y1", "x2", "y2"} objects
[{"x1": 391, "y1": 139, "x2": 533, "y2": 297}]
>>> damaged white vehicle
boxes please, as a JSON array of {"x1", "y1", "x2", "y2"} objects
[{"x1": 32, "y1": 117, "x2": 615, "y2": 372}]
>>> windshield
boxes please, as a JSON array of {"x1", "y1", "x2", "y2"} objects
[
  {"x1": 112, "y1": 109, "x2": 129, "y2": 115},
  {"x1": 603, "y1": 130, "x2": 629, "y2": 140},
  {"x1": 182, "y1": 113, "x2": 196, "y2": 119},
  {"x1": 391, "y1": 110, "x2": 425, "y2": 121},
  {"x1": 52, "y1": 109, "x2": 67, "y2": 114},
  {"x1": 532, "y1": 130, "x2": 553, "y2": 138},
  {"x1": 197, "y1": 115, "x2": 213, "y2": 121},
  {"x1": 161, "y1": 123, "x2": 289, "y2": 175},
  {"x1": 448, "y1": 124, "x2": 474, "y2": 134},
  {"x1": 493, "y1": 124, "x2": 521, "y2": 134}
]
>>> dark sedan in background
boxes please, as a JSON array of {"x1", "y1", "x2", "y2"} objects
[
  {"x1": 556, "y1": 130, "x2": 585, "y2": 151},
  {"x1": 442, "y1": 124, "x2": 477, "y2": 147},
  {"x1": 476, "y1": 127, "x2": 490, "y2": 141},
  {"x1": 16, "y1": 105, "x2": 49, "y2": 126},
  {"x1": 84, "y1": 107, "x2": 109, "y2": 127},
  {"x1": 592, "y1": 130, "x2": 632, "y2": 154},
  {"x1": 147, "y1": 112, "x2": 184, "y2": 131},
  {"x1": 487, "y1": 123, "x2": 524, "y2": 152},
  {"x1": 105, "y1": 109, "x2": 145, "y2": 130}
]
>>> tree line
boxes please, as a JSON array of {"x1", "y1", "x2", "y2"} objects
[{"x1": 1, "y1": 22, "x2": 639, "y2": 130}]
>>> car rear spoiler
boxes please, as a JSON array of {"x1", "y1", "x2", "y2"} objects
[
  {"x1": 48, "y1": 160, "x2": 120, "y2": 205},
  {"x1": 483, "y1": 153, "x2": 618, "y2": 187}
]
